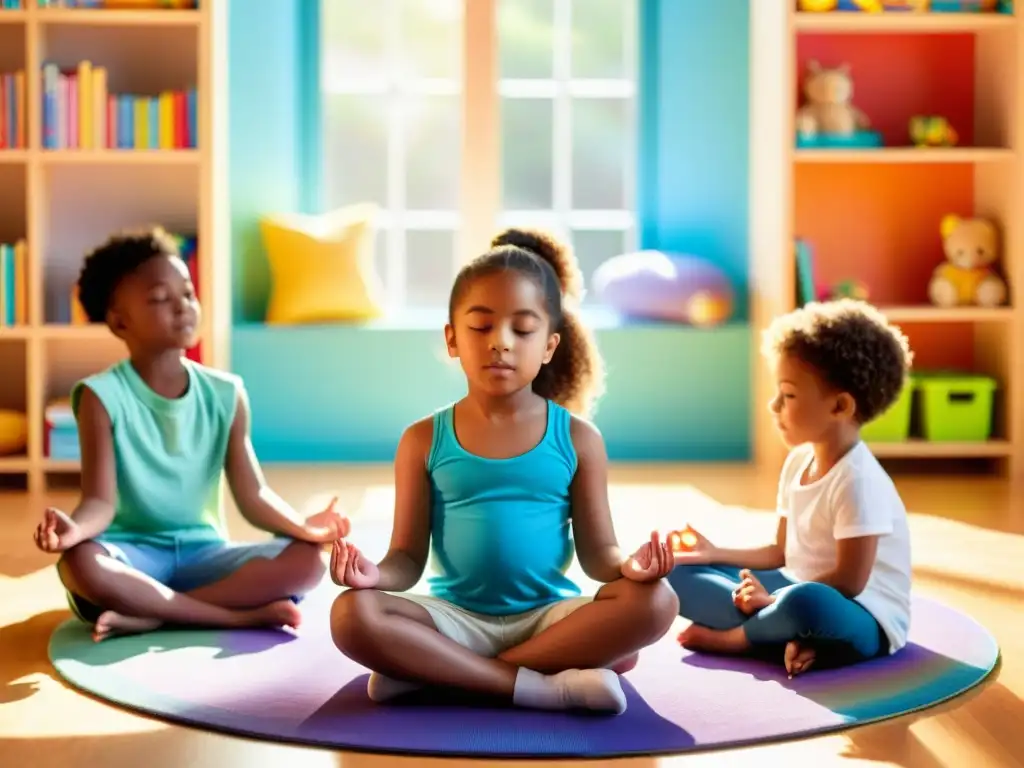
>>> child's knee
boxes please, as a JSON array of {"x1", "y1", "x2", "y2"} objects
[
  {"x1": 56, "y1": 541, "x2": 105, "y2": 595},
  {"x1": 666, "y1": 563, "x2": 704, "y2": 595},
  {"x1": 329, "y1": 589, "x2": 380, "y2": 652},
  {"x1": 608, "y1": 578, "x2": 679, "y2": 637},
  {"x1": 280, "y1": 540, "x2": 326, "y2": 587},
  {"x1": 773, "y1": 581, "x2": 837, "y2": 628}
]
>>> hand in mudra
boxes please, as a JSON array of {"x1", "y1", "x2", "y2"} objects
[
  {"x1": 621, "y1": 530, "x2": 674, "y2": 582},
  {"x1": 732, "y1": 569, "x2": 774, "y2": 615},
  {"x1": 330, "y1": 540, "x2": 379, "y2": 589},
  {"x1": 33, "y1": 507, "x2": 82, "y2": 553},
  {"x1": 668, "y1": 525, "x2": 715, "y2": 564},
  {"x1": 303, "y1": 496, "x2": 351, "y2": 544}
]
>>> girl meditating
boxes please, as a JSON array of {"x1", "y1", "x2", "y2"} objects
[
  {"x1": 669, "y1": 300, "x2": 914, "y2": 677},
  {"x1": 328, "y1": 228, "x2": 679, "y2": 715}
]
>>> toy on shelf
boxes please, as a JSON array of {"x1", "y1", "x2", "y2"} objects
[
  {"x1": 0, "y1": 409, "x2": 27, "y2": 457},
  {"x1": 798, "y1": 0, "x2": 931, "y2": 10},
  {"x1": 928, "y1": 215, "x2": 1008, "y2": 308},
  {"x1": 909, "y1": 116, "x2": 958, "y2": 147},
  {"x1": 795, "y1": 61, "x2": 882, "y2": 149},
  {"x1": 827, "y1": 279, "x2": 870, "y2": 301},
  {"x1": 931, "y1": 0, "x2": 1002, "y2": 11}
]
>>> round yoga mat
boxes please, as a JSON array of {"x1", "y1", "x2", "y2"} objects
[{"x1": 48, "y1": 586, "x2": 999, "y2": 759}]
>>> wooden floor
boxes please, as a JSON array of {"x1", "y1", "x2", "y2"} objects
[{"x1": 1, "y1": 463, "x2": 1023, "y2": 768}]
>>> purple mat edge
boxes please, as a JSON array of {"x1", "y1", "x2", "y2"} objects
[
  {"x1": 47, "y1": 654, "x2": 1001, "y2": 761},
  {"x1": 46, "y1": 601, "x2": 1003, "y2": 760}
]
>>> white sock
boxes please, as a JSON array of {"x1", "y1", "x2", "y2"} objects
[
  {"x1": 512, "y1": 667, "x2": 627, "y2": 714},
  {"x1": 367, "y1": 672, "x2": 423, "y2": 703}
]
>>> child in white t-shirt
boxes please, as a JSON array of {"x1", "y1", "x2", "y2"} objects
[{"x1": 668, "y1": 299, "x2": 914, "y2": 677}]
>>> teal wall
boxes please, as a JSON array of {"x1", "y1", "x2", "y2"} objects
[{"x1": 227, "y1": 0, "x2": 754, "y2": 463}]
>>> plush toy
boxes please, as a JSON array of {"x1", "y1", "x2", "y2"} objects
[
  {"x1": 928, "y1": 215, "x2": 1008, "y2": 308},
  {"x1": 796, "y1": 61, "x2": 871, "y2": 140},
  {"x1": 909, "y1": 116, "x2": 958, "y2": 147},
  {"x1": 592, "y1": 251, "x2": 735, "y2": 327}
]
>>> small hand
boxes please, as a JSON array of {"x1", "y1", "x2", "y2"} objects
[
  {"x1": 621, "y1": 530, "x2": 674, "y2": 582},
  {"x1": 732, "y1": 569, "x2": 775, "y2": 615},
  {"x1": 33, "y1": 507, "x2": 81, "y2": 553},
  {"x1": 330, "y1": 540, "x2": 380, "y2": 590},
  {"x1": 669, "y1": 525, "x2": 716, "y2": 565},
  {"x1": 784, "y1": 640, "x2": 816, "y2": 678},
  {"x1": 303, "y1": 496, "x2": 351, "y2": 544}
]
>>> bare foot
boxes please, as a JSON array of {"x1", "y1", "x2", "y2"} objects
[
  {"x1": 784, "y1": 640, "x2": 816, "y2": 677},
  {"x1": 93, "y1": 611, "x2": 162, "y2": 642},
  {"x1": 240, "y1": 599, "x2": 302, "y2": 631},
  {"x1": 610, "y1": 652, "x2": 640, "y2": 674},
  {"x1": 676, "y1": 624, "x2": 751, "y2": 654}
]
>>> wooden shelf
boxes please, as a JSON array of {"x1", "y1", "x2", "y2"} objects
[
  {"x1": 0, "y1": 151, "x2": 29, "y2": 165},
  {"x1": 795, "y1": 147, "x2": 1015, "y2": 164},
  {"x1": 40, "y1": 150, "x2": 200, "y2": 166},
  {"x1": 0, "y1": 456, "x2": 30, "y2": 473},
  {"x1": 870, "y1": 439, "x2": 1012, "y2": 458},
  {"x1": 794, "y1": 11, "x2": 1016, "y2": 33},
  {"x1": 41, "y1": 459, "x2": 81, "y2": 473},
  {"x1": 879, "y1": 305, "x2": 1015, "y2": 323},
  {"x1": 0, "y1": 3, "x2": 227, "y2": 493},
  {"x1": 752, "y1": 4, "x2": 1024, "y2": 478},
  {"x1": 35, "y1": 9, "x2": 201, "y2": 27}
]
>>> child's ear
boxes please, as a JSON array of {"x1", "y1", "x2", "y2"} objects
[
  {"x1": 833, "y1": 392, "x2": 857, "y2": 421},
  {"x1": 543, "y1": 332, "x2": 561, "y2": 364},
  {"x1": 444, "y1": 323, "x2": 458, "y2": 358},
  {"x1": 107, "y1": 309, "x2": 127, "y2": 339}
]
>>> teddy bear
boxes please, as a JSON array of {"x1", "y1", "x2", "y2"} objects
[
  {"x1": 795, "y1": 61, "x2": 871, "y2": 139},
  {"x1": 928, "y1": 215, "x2": 1008, "y2": 308}
]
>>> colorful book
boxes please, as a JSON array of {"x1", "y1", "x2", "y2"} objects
[
  {"x1": 41, "y1": 61, "x2": 197, "y2": 150},
  {"x1": 0, "y1": 240, "x2": 28, "y2": 327},
  {"x1": 0, "y1": 69, "x2": 27, "y2": 149}
]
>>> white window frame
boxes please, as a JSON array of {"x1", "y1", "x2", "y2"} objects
[{"x1": 320, "y1": 0, "x2": 638, "y2": 309}]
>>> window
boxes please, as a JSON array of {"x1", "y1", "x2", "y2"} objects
[{"x1": 321, "y1": 0, "x2": 637, "y2": 310}]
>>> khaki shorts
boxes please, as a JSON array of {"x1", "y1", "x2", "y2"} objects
[{"x1": 389, "y1": 592, "x2": 593, "y2": 657}]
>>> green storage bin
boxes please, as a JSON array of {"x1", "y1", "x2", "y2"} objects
[
  {"x1": 860, "y1": 375, "x2": 914, "y2": 442},
  {"x1": 916, "y1": 371, "x2": 997, "y2": 442}
]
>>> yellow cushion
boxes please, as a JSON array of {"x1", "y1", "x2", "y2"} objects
[
  {"x1": 0, "y1": 409, "x2": 28, "y2": 456},
  {"x1": 260, "y1": 203, "x2": 385, "y2": 325}
]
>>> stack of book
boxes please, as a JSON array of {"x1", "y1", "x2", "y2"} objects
[
  {"x1": 0, "y1": 239, "x2": 27, "y2": 327},
  {"x1": 45, "y1": 399, "x2": 79, "y2": 461},
  {"x1": 0, "y1": 69, "x2": 27, "y2": 149}
]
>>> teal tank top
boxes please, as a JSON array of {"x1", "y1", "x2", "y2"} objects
[
  {"x1": 425, "y1": 399, "x2": 582, "y2": 615},
  {"x1": 70, "y1": 358, "x2": 241, "y2": 545}
]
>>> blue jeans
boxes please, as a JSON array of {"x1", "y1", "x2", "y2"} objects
[{"x1": 668, "y1": 563, "x2": 888, "y2": 666}]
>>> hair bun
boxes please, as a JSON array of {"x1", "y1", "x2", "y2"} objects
[{"x1": 491, "y1": 227, "x2": 584, "y2": 304}]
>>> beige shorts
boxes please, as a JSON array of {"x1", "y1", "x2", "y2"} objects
[{"x1": 388, "y1": 592, "x2": 593, "y2": 657}]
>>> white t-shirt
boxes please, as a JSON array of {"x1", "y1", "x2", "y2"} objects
[{"x1": 777, "y1": 441, "x2": 912, "y2": 653}]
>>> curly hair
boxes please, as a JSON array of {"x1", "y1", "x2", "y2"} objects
[
  {"x1": 761, "y1": 299, "x2": 914, "y2": 424},
  {"x1": 448, "y1": 227, "x2": 606, "y2": 417},
  {"x1": 77, "y1": 227, "x2": 180, "y2": 324}
]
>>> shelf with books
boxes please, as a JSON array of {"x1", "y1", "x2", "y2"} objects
[
  {"x1": 0, "y1": 22, "x2": 28, "y2": 153},
  {"x1": 751, "y1": 4, "x2": 1023, "y2": 479},
  {"x1": 39, "y1": 23, "x2": 197, "y2": 151},
  {"x1": 1, "y1": 0, "x2": 227, "y2": 492}
]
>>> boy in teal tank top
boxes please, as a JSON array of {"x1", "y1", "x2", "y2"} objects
[{"x1": 31, "y1": 228, "x2": 347, "y2": 641}]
